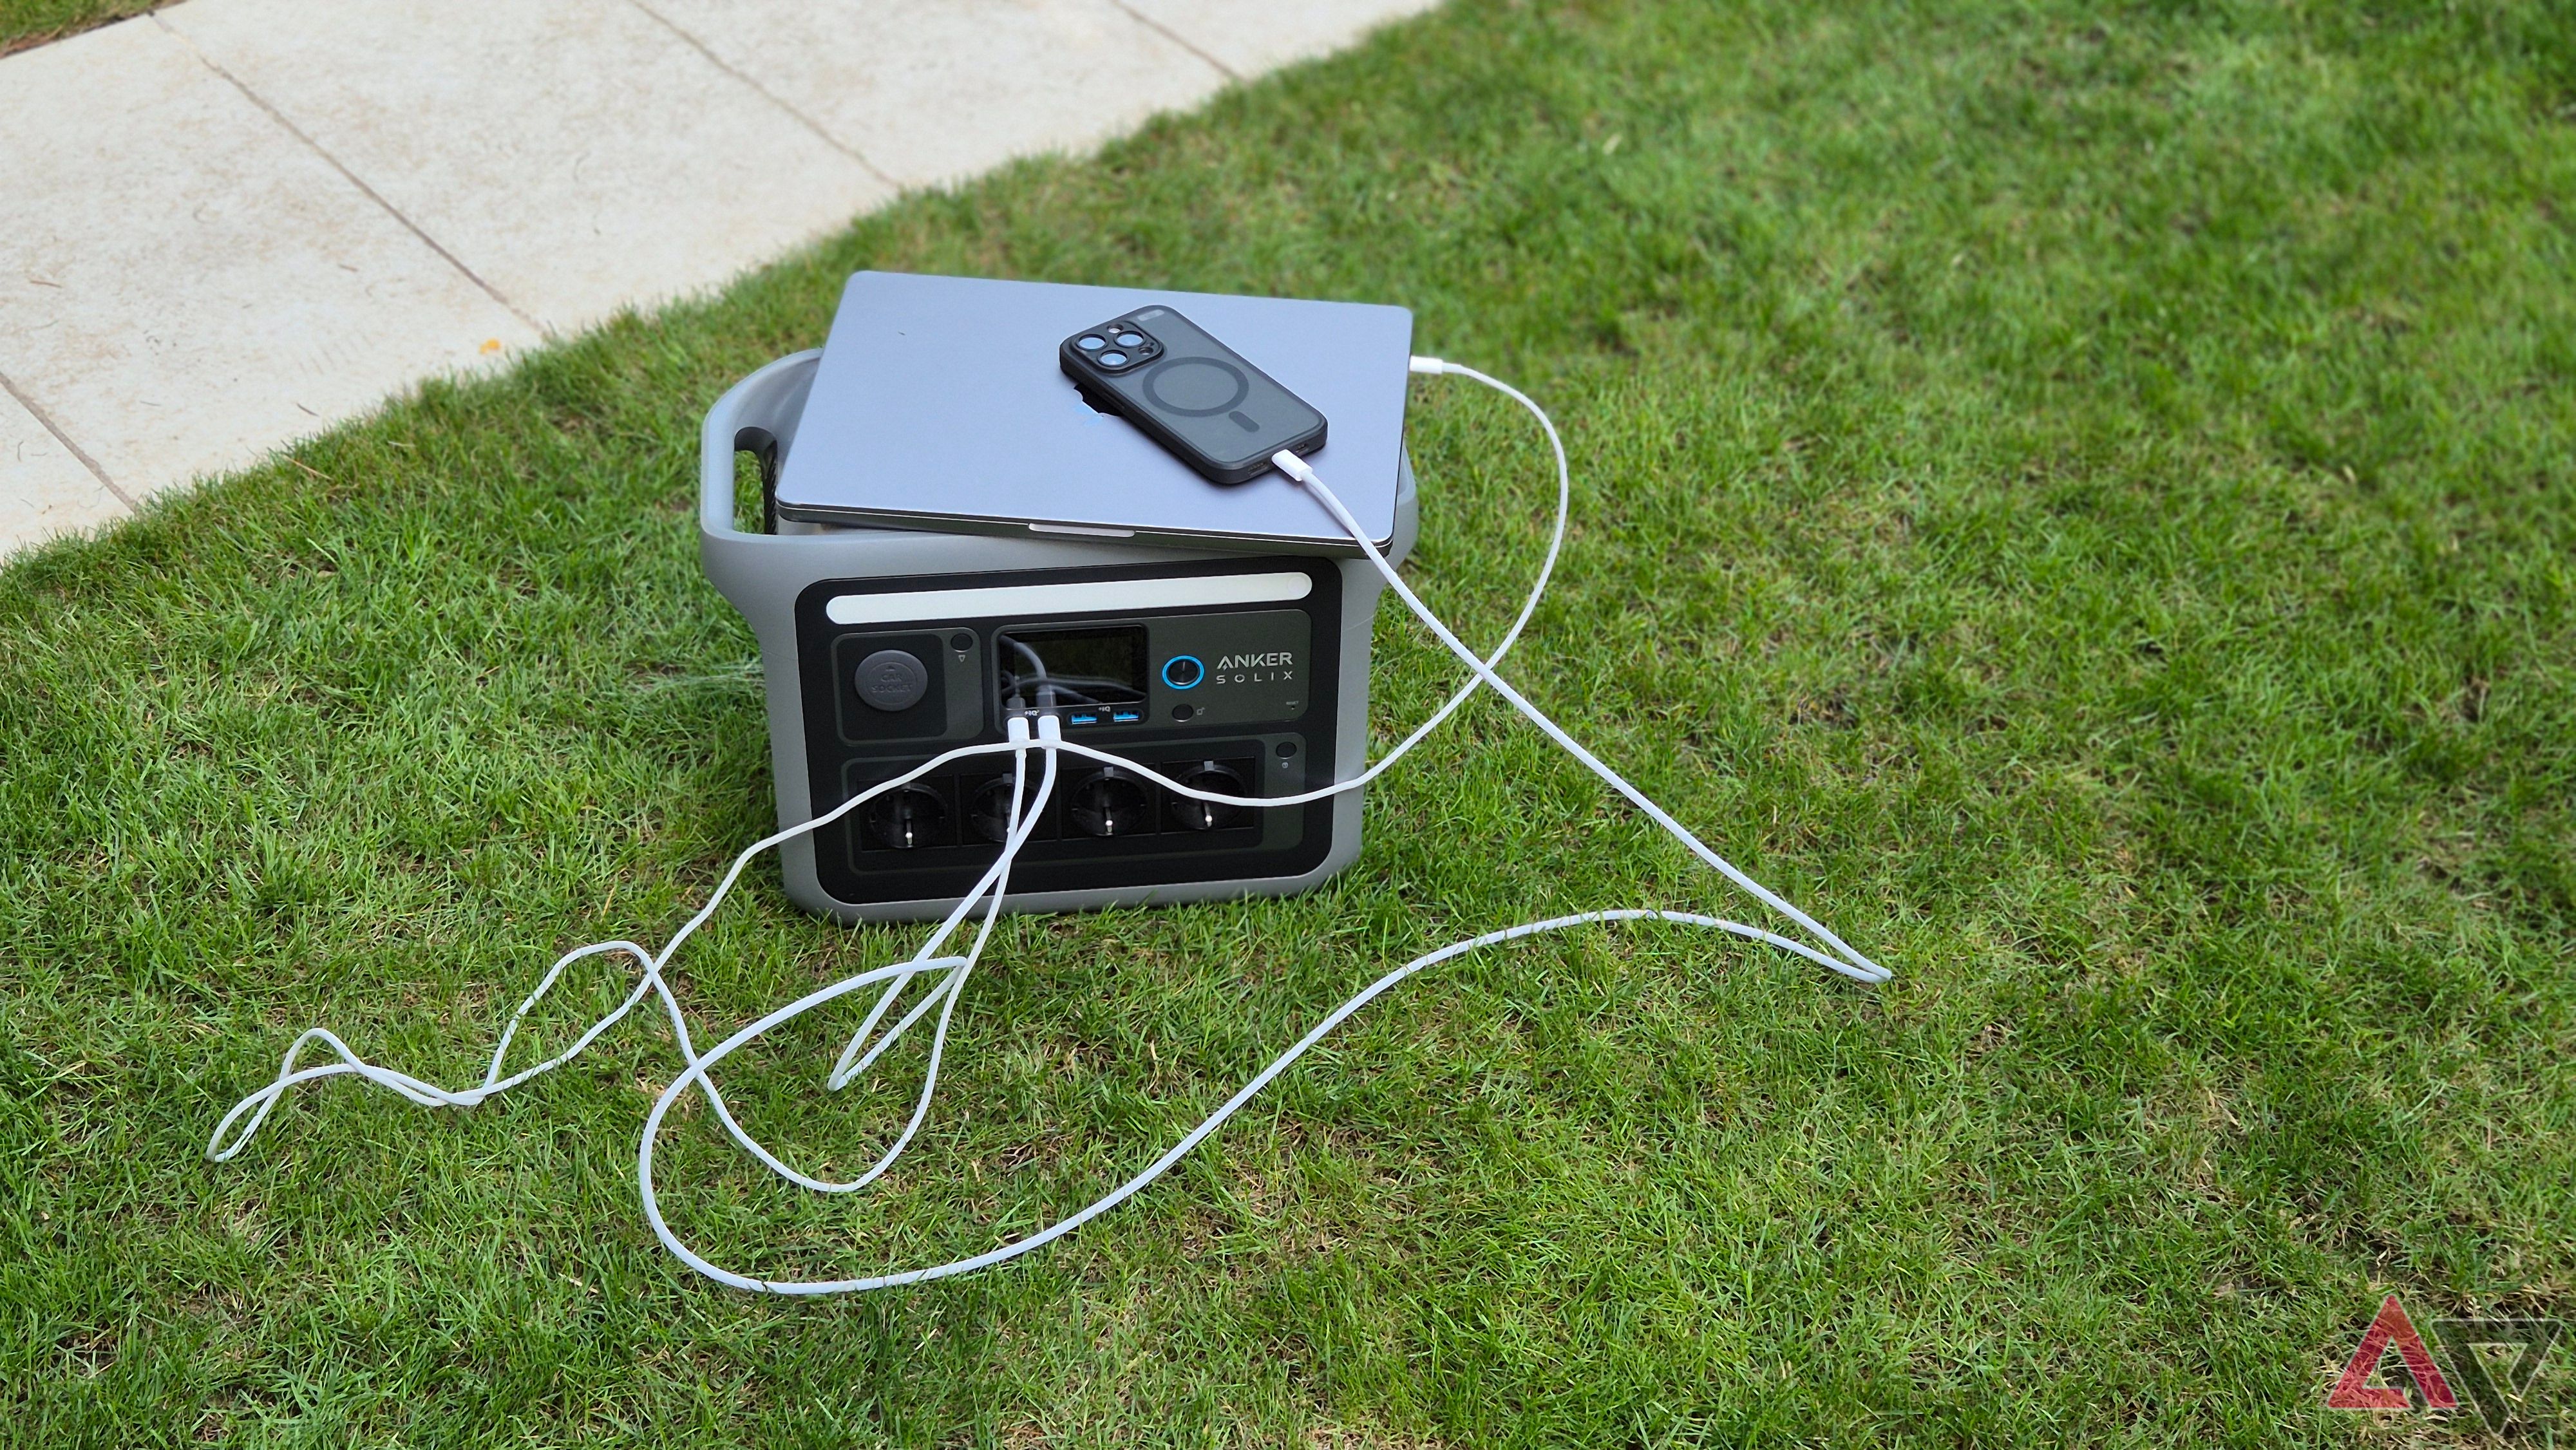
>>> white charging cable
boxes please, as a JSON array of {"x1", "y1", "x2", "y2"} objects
[
  {"x1": 1272, "y1": 358, "x2": 1886, "y2": 985},
  {"x1": 211, "y1": 359, "x2": 1890, "y2": 1295}
]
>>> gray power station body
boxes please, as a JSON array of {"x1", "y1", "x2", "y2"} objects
[{"x1": 698, "y1": 350, "x2": 1415, "y2": 922}]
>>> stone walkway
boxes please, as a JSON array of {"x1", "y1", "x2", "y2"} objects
[{"x1": 0, "y1": 0, "x2": 1434, "y2": 558}]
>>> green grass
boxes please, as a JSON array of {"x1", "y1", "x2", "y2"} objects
[
  {"x1": 0, "y1": 0, "x2": 156, "y2": 55},
  {"x1": 5, "y1": 0, "x2": 2573, "y2": 1443}
]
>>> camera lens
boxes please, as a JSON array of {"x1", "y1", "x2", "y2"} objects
[
  {"x1": 1098, "y1": 350, "x2": 1128, "y2": 367},
  {"x1": 1077, "y1": 334, "x2": 1106, "y2": 351},
  {"x1": 1115, "y1": 332, "x2": 1145, "y2": 348}
]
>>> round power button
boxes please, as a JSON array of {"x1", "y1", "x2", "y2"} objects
[
  {"x1": 1162, "y1": 654, "x2": 1204, "y2": 690},
  {"x1": 855, "y1": 649, "x2": 929, "y2": 711}
]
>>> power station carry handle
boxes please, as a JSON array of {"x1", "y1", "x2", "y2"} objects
[{"x1": 698, "y1": 349, "x2": 822, "y2": 542}]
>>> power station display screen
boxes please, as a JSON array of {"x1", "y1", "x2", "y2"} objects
[{"x1": 997, "y1": 625, "x2": 1148, "y2": 708}]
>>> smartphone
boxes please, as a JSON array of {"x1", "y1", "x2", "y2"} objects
[{"x1": 1059, "y1": 306, "x2": 1328, "y2": 485}]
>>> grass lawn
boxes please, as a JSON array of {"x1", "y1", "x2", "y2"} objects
[
  {"x1": 5, "y1": 0, "x2": 2574, "y2": 1444},
  {"x1": 0, "y1": 0, "x2": 156, "y2": 55}
]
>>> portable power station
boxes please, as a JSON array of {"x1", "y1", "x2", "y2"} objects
[{"x1": 698, "y1": 349, "x2": 1416, "y2": 922}]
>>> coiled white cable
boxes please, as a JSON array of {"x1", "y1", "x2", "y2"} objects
[{"x1": 211, "y1": 359, "x2": 1890, "y2": 1294}]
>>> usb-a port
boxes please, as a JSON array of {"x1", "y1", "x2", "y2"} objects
[
  {"x1": 1066, "y1": 711, "x2": 1101, "y2": 727},
  {"x1": 1108, "y1": 708, "x2": 1143, "y2": 724}
]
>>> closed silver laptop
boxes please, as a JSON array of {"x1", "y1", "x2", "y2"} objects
[{"x1": 773, "y1": 272, "x2": 1414, "y2": 554}]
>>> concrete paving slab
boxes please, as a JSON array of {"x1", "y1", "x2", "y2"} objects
[
  {"x1": 158, "y1": 0, "x2": 893, "y2": 335},
  {"x1": 0, "y1": 0, "x2": 1448, "y2": 563},
  {"x1": 0, "y1": 19, "x2": 540, "y2": 504},
  {"x1": 0, "y1": 382, "x2": 129, "y2": 559},
  {"x1": 639, "y1": 0, "x2": 1229, "y2": 189},
  {"x1": 1119, "y1": 0, "x2": 1439, "y2": 78}
]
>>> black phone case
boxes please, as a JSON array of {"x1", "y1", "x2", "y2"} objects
[{"x1": 1060, "y1": 306, "x2": 1329, "y2": 485}]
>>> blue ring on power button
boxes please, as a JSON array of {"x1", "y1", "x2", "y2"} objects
[{"x1": 1162, "y1": 654, "x2": 1204, "y2": 690}]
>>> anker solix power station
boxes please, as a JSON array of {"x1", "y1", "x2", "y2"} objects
[{"x1": 699, "y1": 275, "x2": 1417, "y2": 921}]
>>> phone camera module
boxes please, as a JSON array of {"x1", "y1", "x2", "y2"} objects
[{"x1": 1068, "y1": 317, "x2": 1159, "y2": 372}]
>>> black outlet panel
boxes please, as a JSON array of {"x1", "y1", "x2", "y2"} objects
[{"x1": 793, "y1": 556, "x2": 1342, "y2": 907}]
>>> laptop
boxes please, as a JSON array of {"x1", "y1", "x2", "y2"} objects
[{"x1": 772, "y1": 272, "x2": 1414, "y2": 554}]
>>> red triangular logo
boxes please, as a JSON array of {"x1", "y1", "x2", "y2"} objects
[{"x1": 2328, "y1": 1295, "x2": 2459, "y2": 1409}]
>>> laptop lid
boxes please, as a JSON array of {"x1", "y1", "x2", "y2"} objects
[{"x1": 773, "y1": 272, "x2": 1413, "y2": 554}]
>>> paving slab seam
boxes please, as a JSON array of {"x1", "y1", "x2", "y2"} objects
[
  {"x1": 0, "y1": 370, "x2": 133, "y2": 509},
  {"x1": 148, "y1": 10, "x2": 545, "y2": 339},
  {"x1": 1106, "y1": 1, "x2": 1244, "y2": 82},
  {"x1": 619, "y1": 0, "x2": 904, "y2": 192}
]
